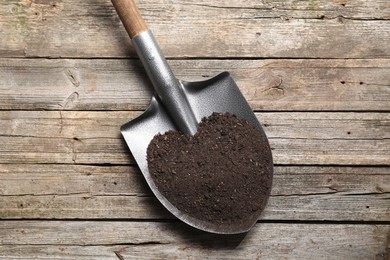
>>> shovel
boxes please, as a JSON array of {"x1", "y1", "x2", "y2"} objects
[{"x1": 112, "y1": 0, "x2": 273, "y2": 234}]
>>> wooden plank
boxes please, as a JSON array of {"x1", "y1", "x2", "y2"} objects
[
  {"x1": 0, "y1": 165, "x2": 389, "y2": 221},
  {"x1": 1, "y1": 58, "x2": 389, "y2": 111},
  {"x1": 1, "y1": 194, "x2": 389, "y2": 221},
  {"x1": 0, "y1": 221, "x2": 388, "y2": 259},
  {"x1": 0, "y1": 111, "x2": 389, "y2": 165},
  {"x1": 155, "y1": 0, "x2": 390, "y2": 19},
  {"x1": 1, "y1": 1, "x2": 389, "y2": 58},
  {"x1": 0, "y1": 165, "x2": 388, "y2": 197}
]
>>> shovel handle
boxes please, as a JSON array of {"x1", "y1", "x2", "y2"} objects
[{"x1": 111, "y1": 0, "x2": 148, "y2": 38}]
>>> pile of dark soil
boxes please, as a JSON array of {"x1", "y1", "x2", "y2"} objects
[{"x1": 147, "y1": 112, "x2": 273, "y2": 226}]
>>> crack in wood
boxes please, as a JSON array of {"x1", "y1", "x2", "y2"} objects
[
  {"x1": 62, "y1": 92, "x2": 79, "y2": 110},
  {"x1": 114, "y1": 251, "x2": 125, "y2": 260},
  {"x1": 71, "y1": 137, "x2": 78, "y2": 164},
  {"x1": 0, "y1": 242, "x2": 168, "y2": 247},
  {"x1": 271, "y1": 191, "x2": 338, "y2": 197},
  {"x1": 0, "y1": 194, "x2": 150, "y2": 198},
  {"x1": 65, "y1": 69, "x2": 80, "y2": 88},
  {"x1": 342, "y1": 192, "x2": 390, "y2": 196},
  {"x1": 262, "y1": 75, "x2": 285, "y2": 95},
  {"x1": 272, "y1": 191, "x2": 390, "y2": 197},
  {"x1": 182, "y1": 3, "x2": 273, "y2": 11},
  {"x1": 58, "y1": 110, "x2": 64, "y2": 134}
]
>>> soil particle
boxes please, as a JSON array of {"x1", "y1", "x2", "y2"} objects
[{"x1": 147, "y1": 112, "x2": 273, "y2": 226}]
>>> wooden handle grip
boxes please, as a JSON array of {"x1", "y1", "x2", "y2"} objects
[{"x1": 111, "y1": 0, "x2": 148, "y2": 38}]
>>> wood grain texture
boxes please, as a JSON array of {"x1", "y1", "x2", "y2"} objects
[
  {"x1": 0, "y1": 221, "x2": 389, "y2": 260},
  {"x1": 111, "y1": 0, "x2": 148, "y2": 38},
  {"x1": 1, "y1": 0, "x2": 389, "y2": 258},
  {"x1": 0, "y1": 111, "x2": 388, "y2": 165},
  {"x1": 0, "y1": 0, "x2": 389, "y2": 58},
  {"x1": 0, "y1": 165, "x2": 389, "y2": 221},
  {"x1": 1, "y1": 58, "x2": 389, "y2": 111}
]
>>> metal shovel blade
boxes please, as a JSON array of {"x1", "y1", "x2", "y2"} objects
[{"x1": 121, "y1": 71, "x2": 270, "y2": 234}]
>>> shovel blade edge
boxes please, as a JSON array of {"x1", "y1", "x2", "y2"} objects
[{"x1": 121, "y1": 72, "x2": 270, "y2": 234}]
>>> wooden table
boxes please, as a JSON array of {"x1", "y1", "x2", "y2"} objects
[{"x1": 1, "y1": 0, "x2": 389, "y2": 259}]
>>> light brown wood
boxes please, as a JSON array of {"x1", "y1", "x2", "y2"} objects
[
  {"x1": 0, "y1": 58, "x2": 389, "y2": 111},
  {"x1": 2, "y1": 193, "x2": 389, "y2": 221},
  {"x1": 0, "y1": 111, "x2": 388, "y2": 165},
  {"x1": 1, "y1": 0, "x2": 389, "y2": 58},
  {"x1": 111, "y1": 0, "x2": 148, "y2": 38},
  {"x1": 0, "y1": 165, "x2": 389, "y2": 221},
  {"x1": 0, "y1": 221, "x2": 389, "y2": 260},
  {"x1": 1, "y1": 0, "x2": 389, "y2": 258}
]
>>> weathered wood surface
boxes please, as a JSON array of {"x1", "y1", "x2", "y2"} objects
[
  {"x1": 1, "y1": 58, "x2": 389, "y2": 111},
  {"x1": 0, "y1": 111, "x2": 389, "y2": 165},
  {"x1": 0, "y1": 221, "x2": 389, "y2": 260},
  {"x1": 1, "y1": 165, "x2": 389, "y2": 221},
  {"x1": 1, "y1": 0, "x2": 389, "y2": 258},
  {"x1": 1, "y1": 0, "x2": 389, "y2": 58}
]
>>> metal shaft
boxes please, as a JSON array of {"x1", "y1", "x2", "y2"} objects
[{"x1": 132, "y1": 30, "x2": 198, "y2": 135}]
